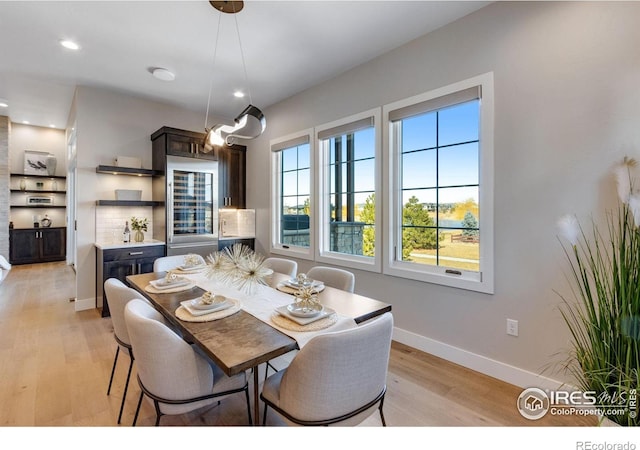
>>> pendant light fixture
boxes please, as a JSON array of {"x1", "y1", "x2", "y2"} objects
[{"x1": 203, "y1": 0, "x2": 266, "y2": 151}]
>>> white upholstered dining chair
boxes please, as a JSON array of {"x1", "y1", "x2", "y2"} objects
[
  {"x1": 104, "y1": 278, "x2": 148, "y2": 424},
  {"x1": 124, "y1": 299, "x2": 252, "y2": 426},
  {"x1": 307, "y1": 266, "x2": 355, "y2": 292},
  {"x1": 152, "y1": 255, "x2": 188, "y2": 272},
  {"x1": 263, "y1": 257, "x2": 297, "y2": 278},
  {"x1": 260, "y1": 312, "x2": 393, "y2": 426}
]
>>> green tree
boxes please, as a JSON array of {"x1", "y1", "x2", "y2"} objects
[
  {"x1": 360, "y1": 194, "x2": 376, "y2": 257},
  {"x1": 302, "y1": 198, "x2": 310, "y2": 215},
  {"x1": 462, "y1": 211, "x2": 479, "y2": 237},
  {"x1": 402, "y1": 196, "x2": 438, "y2": 260}
]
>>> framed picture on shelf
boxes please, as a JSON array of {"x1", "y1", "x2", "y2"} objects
[
  {"x1": 27, "y1": 196, "x2": 53, "y2": 205},
  {"x1": 23, "y1": 150, "x2": 49, "y2": 175}
]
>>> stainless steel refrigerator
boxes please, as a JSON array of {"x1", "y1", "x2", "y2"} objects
[{"x1": 153, "y1": 155, "x2": 218, "y2": 257}]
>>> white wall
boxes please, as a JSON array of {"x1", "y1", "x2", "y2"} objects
[
  {"x1": 245, "y1": 2, "x2": 640, "y2": 388},
  {"x1": 73, "y1": 86, "x2": 221, "y2": 311}
]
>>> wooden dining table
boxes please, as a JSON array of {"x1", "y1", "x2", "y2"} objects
[{"x1": 126, "y1": 270, "x2": 392, "y2": 425}]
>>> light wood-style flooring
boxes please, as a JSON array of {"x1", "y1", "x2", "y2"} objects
[{"x1": 0, "y1": 262, "x2": 595, "y2": 427}]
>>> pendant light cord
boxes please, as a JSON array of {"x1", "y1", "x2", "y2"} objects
[
  {"x1": 234, "y1": 12, "x2": 252, "y2": 105},
  {"x1": 204, "y1": 12, "x2": 223, "y2": 130}
]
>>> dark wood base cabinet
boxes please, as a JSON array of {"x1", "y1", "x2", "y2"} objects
[
  {"x1": 96, "y1": 245, "x2": 165, "y2": 317},
  {"x1": 9, "y1": 227, "x2": 66, "y2": 265},
  {"x1": 218, "y1": 238, "x2": 255, "y2": 252}
]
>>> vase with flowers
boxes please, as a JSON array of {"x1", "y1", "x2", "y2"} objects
[
  {"x1": 556, "y1": 157, "x2": 639, "y2": 426},
  {"x1": 130, "y1": 217, "x2": 148, "y2": 243}
]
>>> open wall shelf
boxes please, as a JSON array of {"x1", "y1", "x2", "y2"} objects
[
  {"x1": 96, "y1": 165, "x2": 156, "y2": 176},
  {"x1": 96, "y1": 200, "x2": 163, "y2": 207},
  {"x1": 11, "y1": 173, "x2": 66, "y2": 180}
]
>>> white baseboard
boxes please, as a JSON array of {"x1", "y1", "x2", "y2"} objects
[
  {"x1": 392, "y1": 327, "x2": 570, "y2": 392},
  {"x1": 74, "y1": 297, "x2": 95, "y2": 312}
]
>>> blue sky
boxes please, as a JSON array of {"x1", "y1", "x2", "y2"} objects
[{"x1": 280, "y1": 99, "x2": 479, "y2": 210}]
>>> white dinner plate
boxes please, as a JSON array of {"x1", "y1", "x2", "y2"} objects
[
  {"x1": 179, "y1": 264, "x2": 205, "y2": 272},
  {"x1": 285, "y1": 279, "x2": 322, "y2": 289},
  {"x1": 149, "y1": 277, "x2": 189, "y2": 289},
  {"x1": 286, "y1": 303, "x2": 324, "y2": 318},
  {"x1": 189, "y1": 298, "x2": 230, "y2": 311}
]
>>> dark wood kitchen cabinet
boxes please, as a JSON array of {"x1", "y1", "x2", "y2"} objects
[
  {"x1": 151, "y1": 126, "x2": 214, "y2": 161},
  {"x1": 218, "y1": 145, "x2": 246, "y2": 208},
  {"x1": 151, "y1": 126, "x2": 246, "y2": 209},
  {"x1": 9, "y1": 227, "x2": 66, "y2": 264},
  {"x1": 96, "y1": 244, "x2": 165, "y2": 317},
  {"x1": 218, "y1": 238, "x2": 254, "y2": 252}
]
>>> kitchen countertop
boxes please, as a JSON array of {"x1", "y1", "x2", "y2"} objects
[
  {"x1": 94, "y1": 239, "x2": 166, "y2": 250},
  {"x1": 219, "y1": 235, "x2": 255, "y2": 240}
]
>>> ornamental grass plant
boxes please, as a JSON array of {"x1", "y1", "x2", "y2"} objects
[{"x1": 557, "y1": 158, "x2": 640, "y2": 426}]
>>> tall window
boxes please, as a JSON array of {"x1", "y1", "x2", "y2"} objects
[
  {"x1": 316, "y1": 109, "x2": 381, "y2": 272},
  {"x1": 384, "y1": 74, "x2": 494, "y2": 293},
  {"x1": 270, "y1": 131, "x2": 314, "y2": 260}
]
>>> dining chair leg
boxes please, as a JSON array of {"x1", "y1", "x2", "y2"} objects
[
  {"x1": 117, "y1": 354, "x2": 134, "y2": 424},
  {"x1": 378, "y1": 396, "x2": 386, "y2": 427},
  {"x1": 132, "y1": 391, "x2": 143, "y2": 426},
  {"x1": 107, "y1": 346, "x2": 120, "y2": 395},
  {"x1": 264, "y1": 361, "x2": 278, "y2": 382},
  {"x1": 245, "y1": 387, "x2": 253, "y2": 425},
  {"x1": 262, "y1": 403, "x2": 268, "y2": 426},
  {"x1": 153, "y1": 400, "x2": 163, "y2": 426}
]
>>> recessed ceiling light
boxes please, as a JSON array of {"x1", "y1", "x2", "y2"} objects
[
  {"x1": 152, "y1": 68, "x2": 175, "y2": 81},
  {"x1": 22, "y1": 120, "x2": 30, "y2": 124},
  {"x1": 49, "y1": 124, "x2": 56, "y2": 128},
  {"x1": 60, "y1": 39, "x2": 80, "y2": 50},
  {"x1": 233, "y1": 91, "x2": 245, "y2": 98},
  {"x1": 0, "y1": 99, "x2": 8, "y2": 108}
]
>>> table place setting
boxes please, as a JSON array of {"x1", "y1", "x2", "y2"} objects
[
  {"x1": 276, "y1": 272, "x2": 325, "y2": 295},
  {"x1": 145, "y1": 270, "x2": 196, "y2": 294},
  {"x1": 173, "y1": 254, "x2": 208, "y2": 274},
  {"x1": 175, "y1": 291, "x2": 242, "y2": 322},
  {"x1": 270, "y1": 284, "x2": 338, "y2": 332}
]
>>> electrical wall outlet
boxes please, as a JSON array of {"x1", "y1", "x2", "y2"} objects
[{"x1": 507, "y1": 319, "x2": 518, "y2": 337}]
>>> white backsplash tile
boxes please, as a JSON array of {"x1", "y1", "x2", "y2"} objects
[{"x1": 95, "y1": 206, "x2": 154, "y2": 244}]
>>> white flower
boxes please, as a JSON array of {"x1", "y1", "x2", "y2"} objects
[
  {"x1": 557, "y1": 214, "x2": 580, "y2": 246},
  {"x1": 629, "y1": 194, "x2": 640, "y2": 228},
  {"x1": 613, "y1": 157, "x2": 637, "y2": 204}
]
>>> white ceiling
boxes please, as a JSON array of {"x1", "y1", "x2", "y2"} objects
[{"x1": 0, "y1": 1, "x2": 489, "y2": 129}]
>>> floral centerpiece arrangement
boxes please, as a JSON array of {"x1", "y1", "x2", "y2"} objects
[
  {"x1": 205, "y1": 243, "x2": 273, "y2": 293},
  {"x1": 130, "y1": 217, "x2": 148, "y2": 242},
  {"x1": 557, "y1": 157, "x2": 639, "y2": 426}
]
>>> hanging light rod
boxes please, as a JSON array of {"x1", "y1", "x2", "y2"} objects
[{"x1": 210, "y1": 1, "x2": 244, "y2": 14}]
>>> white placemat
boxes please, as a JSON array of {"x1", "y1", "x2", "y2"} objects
[{"x1": 175, "y1": 298, "x2": 242, "y2": 322}]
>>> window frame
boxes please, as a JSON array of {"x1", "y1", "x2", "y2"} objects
[
  {"x1": 270, "y1": 129, "x2": 315, "y2": 261},
  {"x1": 382, "y1": 73, "x2": 494, "y2": 293},
  {"x1": 315, "y1": 108, "x2": 382, "y2": 273}
]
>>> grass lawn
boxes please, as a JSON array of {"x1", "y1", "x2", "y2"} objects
[{"x1": 410, "y1": 231, "x2": 480, "y2": 272}]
